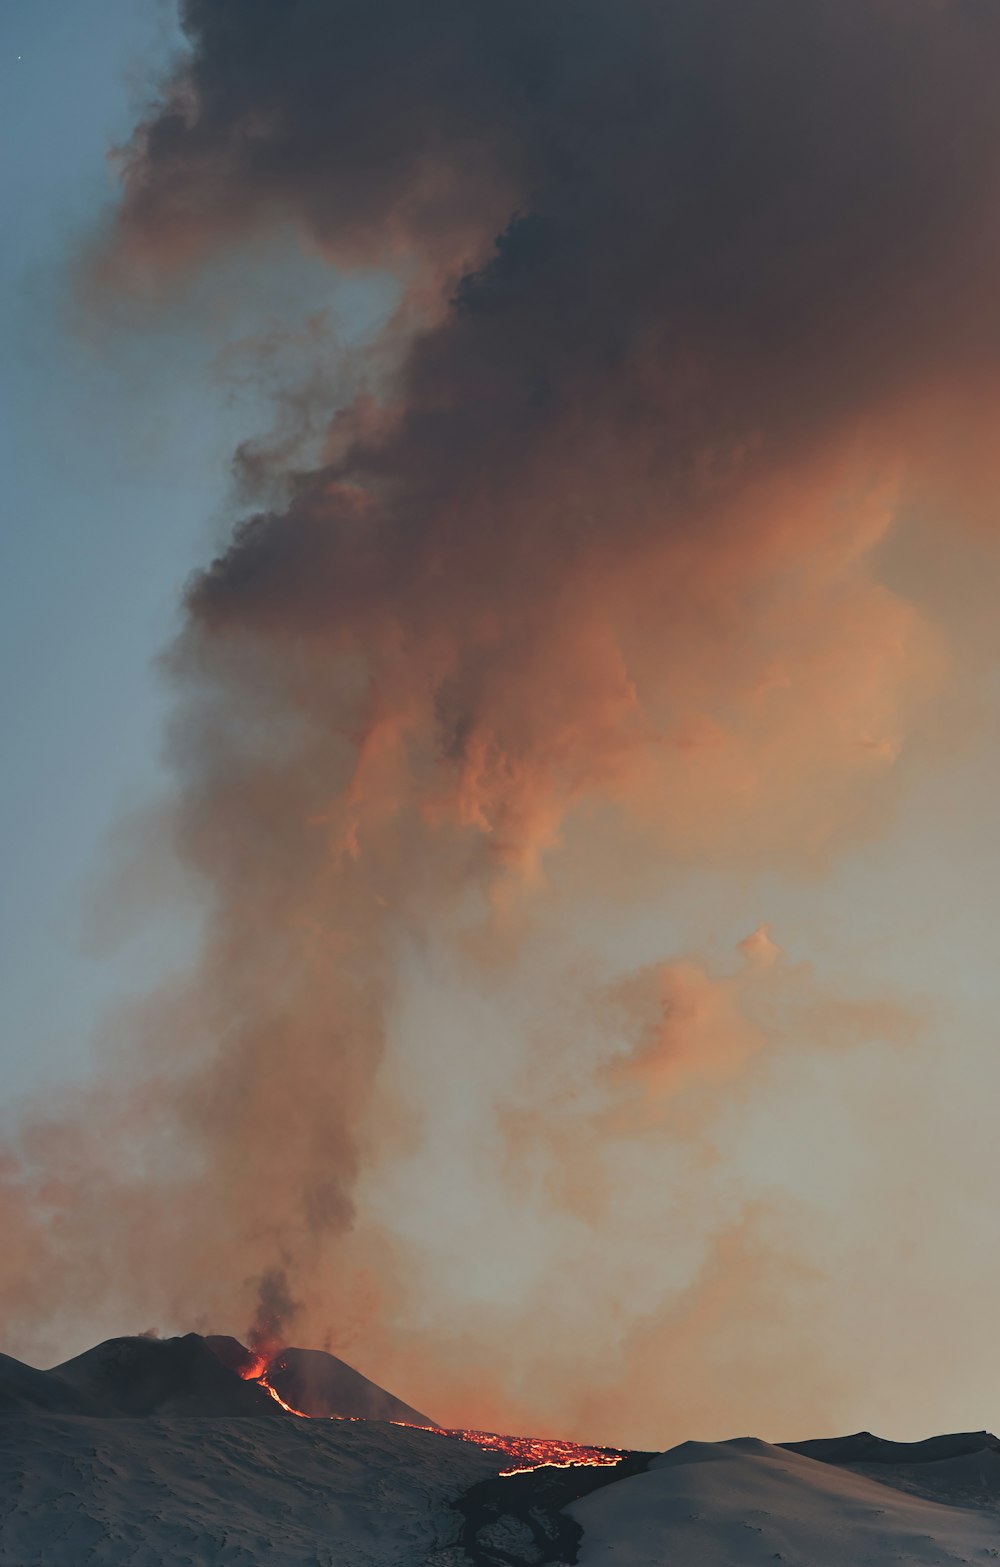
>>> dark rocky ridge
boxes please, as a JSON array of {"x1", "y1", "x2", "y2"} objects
[
  {"x1": 202, "y1": 1333, "x2": 435, "y2": 1424},
  {"x1": 264, "y1": 1344, "x2": 435, "y2": 1426},
  {"x1": 0, "y1": 1332, "x2": 431, "y2": 1422},
  {"x1": 455, "y1": 1450, "x2": 655, "y2": 1567},
  {"x1": 782, "y1": 1428, "x2": 1000, "y2": 1514},
  {"x1": 783, "y1": 1429, "x2": 1000, "y2": 1466},
  {"x1": 0, "y1": 1335, "x2": 278, "y2": 1417}
]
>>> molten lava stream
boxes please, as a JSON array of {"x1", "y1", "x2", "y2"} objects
[
  {"x1": 259, "y1": 1375, "x2": 309, "y2": 1416},
  {"x1": 236, "y1": 1355, "x2": 311, "y2": 1417},
  {"x1": 238, "y1": 1358, "x2": 622, "y2": 1474},
  {"x1": 394, "y1": 1423, "x2": 624, "y2": 1476}
]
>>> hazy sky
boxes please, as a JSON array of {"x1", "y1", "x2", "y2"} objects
[
  {"x1": 2, "y1": 0, "x2": 213, "y2": 1093},
  {"x1": 3, "y1": 0, "x2": 1000, "y2": 1451},
  {"x1": 1, "y1": 0, "x2": 388, "y2": 1092}
]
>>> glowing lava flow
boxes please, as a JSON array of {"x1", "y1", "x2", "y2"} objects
[
  {"x1": 259, "y1": 1374, "x2": 309, "y2": 1415},
  {"x1": 236, "y1": 1355, "x2": 311, "y2": 1417},
  {"x1": 394, "y1": 1423, "x2": 624, "y2": 1477},
  {"x1": 236, "y1": 1358, "x2": 622, "y2": 1475}
]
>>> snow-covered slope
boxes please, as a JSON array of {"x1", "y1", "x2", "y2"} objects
[
  {"x1": 8, "y1": 1418, "x2": 999, "y2": 1567},
  {"x1": 570, "y1": 1435, "x2": 1000, "y2": 1567},
  {"x1": 4, "y1": 1333, "x2": 1000, "y2": 1567},
  {"x1": 0, "y1": 1413, "x2": 498, "y2": 1567}
]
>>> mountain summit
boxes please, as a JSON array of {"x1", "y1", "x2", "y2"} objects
[{"x1": 204, "y1": 1334, "x2": 435, "y2": 1424}]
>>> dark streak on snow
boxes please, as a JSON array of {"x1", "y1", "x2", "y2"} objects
[{"x1": 454, "y1": 1451, "x2": 654, "y2": 1567}]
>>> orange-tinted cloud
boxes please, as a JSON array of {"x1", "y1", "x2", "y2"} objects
[{"x1": 4, "y1": 0, "x2": 1000, "y2": 1442}]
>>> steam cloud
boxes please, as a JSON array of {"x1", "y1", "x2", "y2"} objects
[{"x1": 4, "y1": 0, "x2": 1000, "y2": 1442}]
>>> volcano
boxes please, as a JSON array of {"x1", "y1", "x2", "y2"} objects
[
  {"x1": 204, "y1": 1334, "x2": 435, "y2": 1424},
  {"x1": 3, "y1": 1333, "x2": 1000, "y2": 1565},
  {"x1": 0, "y1": 1333, "x2": 278, "y2": 1418},
  {"x1": 0, "y1": 1332, "x2": 432, "y2": 1422}
]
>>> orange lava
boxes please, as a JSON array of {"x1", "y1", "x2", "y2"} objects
[
  {"x1": 394, "y1": 1422, "x2": 624, "y2": 1476},
  {"x1": 237, "y1": 1355, "x2": 312, "y2": 1416},
  {"x1": 238, "y1": 1359, "x2": 621, "y2": 1475},
  {"x1": 259, "y1": 1374, "x2": 309, "y2": 1416},
  {"x1": 236, "y1": 1354, "x2": 268, "y2": 1382}
]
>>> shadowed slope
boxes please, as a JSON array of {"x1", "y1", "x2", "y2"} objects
[
  {"x1": 782, "y1": 1429, "x2": 1000, "y2": 1514},
  {"x1": 49, "y1": 1335, "x2": 280, "y2": 1417},
  {"x1": 203, "y1": 1333, "x2": 436, "y2": 1423},
  {"x1": 0, "y1": 1352, "x2": 96, "y2": 1416},
  {"x1": 2, "y1": 1335, "x2": 281, "y2": 1417},
  {"x1": 1, "y1": 1331, "x2": 434, "y2": 1425},
  {"x1": 266, "y1": 1345, "x2": 435, "y2": 1425},
  {"x1": 783, "y1": 1429, "x2": 1000, "y2": 1466}
]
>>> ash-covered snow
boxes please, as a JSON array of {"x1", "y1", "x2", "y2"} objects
[{"x1": 0, "y1": 1413, "x2": 498, "y2": 1567}]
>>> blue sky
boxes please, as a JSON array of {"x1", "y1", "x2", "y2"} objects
[
  {"x1": 1, "y1": 1, "x2": 198, "y2": 1096},
  {"x1": 0, "y1": 3, "x2": 393, "y2": 1102}
]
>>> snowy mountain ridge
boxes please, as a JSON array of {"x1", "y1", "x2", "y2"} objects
[{"x1": 1, "y1": 1334, "x2": 998, "y2": 1566}]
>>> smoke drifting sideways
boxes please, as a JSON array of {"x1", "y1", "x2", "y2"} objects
[{"x1": 4, "y1": 0, "x2": 1000, "y2": 1439}]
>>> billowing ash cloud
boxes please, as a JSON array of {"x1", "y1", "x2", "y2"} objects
[
  {"x1": 4, "y1": 0, "x2": 1000, "y2": 1438},
  {"x1": 248, "y1": 1267, "x2": 301, "y2": 1358},
  {"x1": 113, "y1": 0, "x2": 1000, "y2": 866}
]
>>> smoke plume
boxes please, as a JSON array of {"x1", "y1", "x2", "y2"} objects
[{"x1": 5, "y1": 0, "x2": 1000, "y2": 1441}]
